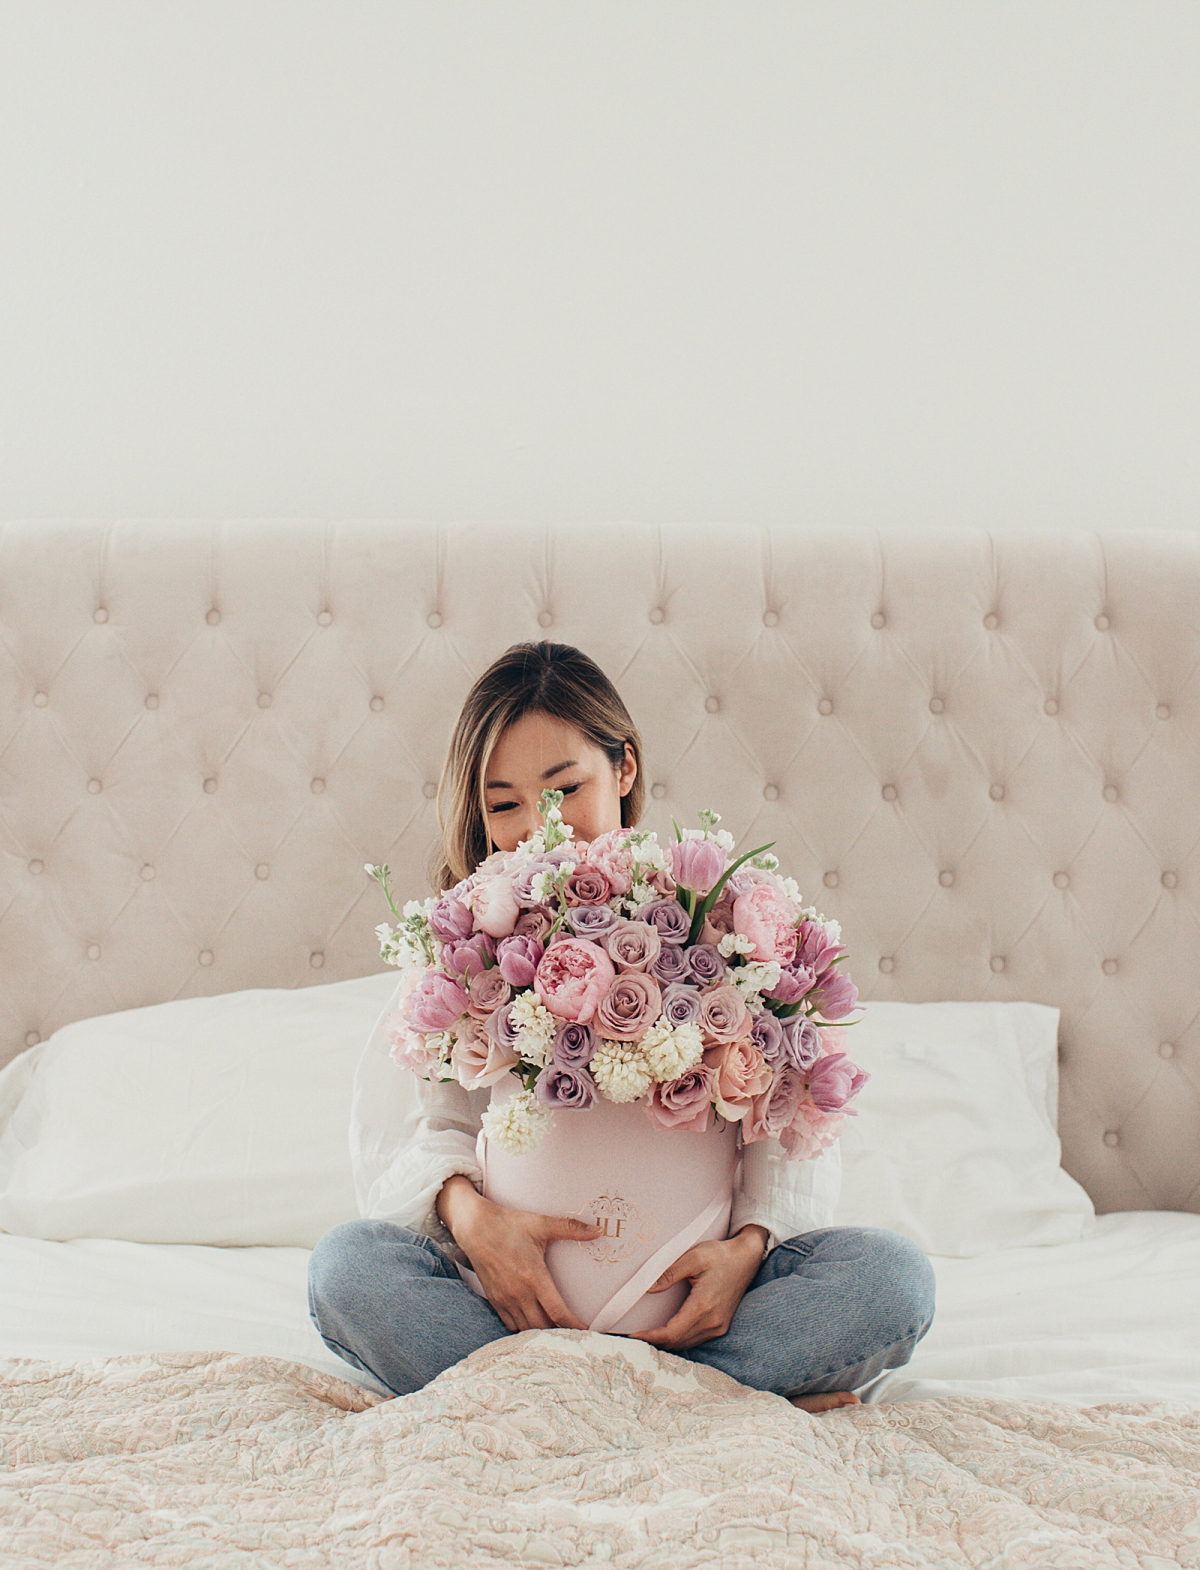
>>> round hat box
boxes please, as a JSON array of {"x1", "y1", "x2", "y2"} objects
[{"x1": 455, "y1": 1072, "x2": 741, "y2": 1335}]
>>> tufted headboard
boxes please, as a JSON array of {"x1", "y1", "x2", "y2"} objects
[{"x1": 2, "y1": 521, "x2": 1197, "y2": 1214}]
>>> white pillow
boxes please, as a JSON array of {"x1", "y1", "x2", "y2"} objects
[
  {"x1": 832, "y1": 1001, "x2": 1095, "y2": 1256},
  {"x1": 0, "y1": 972, "x2": 398, "y2": 1247}
]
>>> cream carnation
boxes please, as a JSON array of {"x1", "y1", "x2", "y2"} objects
[
  {"x1": 481, "y1": 1088, "x2": 553, "y2": 1154},
  {"x1": 641, "y1": 1018, "x2": 705, "y2": 1083},
  {"x1": 590, "y1": 1039, "x2": 653, "y2": 1103}
]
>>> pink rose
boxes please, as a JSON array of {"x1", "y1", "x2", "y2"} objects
[
  {"x1": 743, "y1": 1064, "x2": 808, "y2": 1143},
  {"x1": 807, "y1": 1052, "x2": 869, "y2": 1113},
  {"x1": 465, "y1": 967, "x2": 513, "y2": 1019},
  {"x1": 733, "y1": 884, "x2": 799, "y2": 965},
  {"x1": 703, "y1": 1038, "x2": 772, "y2": 1121},
  {"x1": 603, "y1": 920, "x2": 662, "y2": 972},
  {"x1": 534, "y1": 937, "x2": 617, "y2": 1024},
  {"x1": 451, "y1": 1017, "x2": 519, "y2": 1091},
  {"x1": 668, "y1": 838, "x2": 728, "y2": 895},
  {"x1": 513, "y1": 906, "x2": 554, "y2": 942},
  {"x1": 464, "y1": 875, "x2": 521, "y2": 939},
  {"x1": 594, "y1": 972, "x2": 662, "y2": 1040},
  {"x1": 584, "y1": 829, "x2": 636, "y2": 895},
  {"x1": 646, "y1": 1063, "x2": 717, "y2": 1133},
  {"x1": 563, "y1": 865, "x2": 612, "y2": 906},
  {"x1": 405, "y1": 970, "x2": 469, "y2": 1034},
  {"x1": 697, "y1": 983, "x2": 751, "y2": 1045},
  {"x1": 699, "y1": 895, "x2": 735, "y2": 948}
]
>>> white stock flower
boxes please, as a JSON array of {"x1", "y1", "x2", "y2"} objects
[
  {"x1": 642, "y1": 1018, "x2": 704, "y2": 1082},
  {"x1": 780, "y1": 877, "x2": 801, "y2": 902},
  {"x1": 712, "y1": 829, "x2": 735, "y2": 851},
  {"x1": 731, "y1": 959, "x2": 782, "y2": 998},
  {"x1": 590, "y1": 1040, "x2": 653, "y2": 1103},
  {"x1": 823, "y1": 918, "x2": 843, "y2": 944},
  {"x1": 529, "y1": 871, "x2": 553, "y2": 905},
  {"x1": 509, "y1": 992, "x2": 556, "y2": 1067},
  {"x1": 481, "y1": 1090, "x2": 553, "y2": 1155},
  {"x1": 622, "y1": 881, "x2": 657, "y2": 914},
  {"x1": 717, "y1": 931, "x2": 756, "y2": 958}
]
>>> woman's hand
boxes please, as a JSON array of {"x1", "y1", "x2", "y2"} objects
[
  {"x1": 628, "y1": 1225, "x2": 768, "y2": 1351},
  {"x1": 436, "y1": 1174, "x2": 603, "y2": 1333}
]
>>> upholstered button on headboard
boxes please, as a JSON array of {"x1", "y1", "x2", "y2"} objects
[{"x1": 2, "y1": 521, "x2": 1197, "y2": 1214}]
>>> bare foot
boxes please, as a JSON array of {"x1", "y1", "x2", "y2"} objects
[{"x1": 789, "y1": 1391, "x2": 861, "y2": 1413}]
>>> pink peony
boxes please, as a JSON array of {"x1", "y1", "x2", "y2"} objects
[
  {"x1": 697, "y1": 983, "x2": 751, "y2": 1045},
  {"x1": 594, "y1": 972, "x2": 662, "y2": 1040},
  {"x1": 451, "y1": 1017, "x2": 519, "y2": 1091},
  {"x1": 604, "y1": 920, "x2": 662, "y2": 972},
  {"x1": 703, "y1": 1038, "x2": 773, "y2": 1121},
  {"x1": 464, "y1": 875, "x2": 521, "y2": 939},
  {"x1": 646, "y1": 1062, "x2": 717, "y2": 1133},
  {"x1": 733, "y1": 883, "x2": 799, "y2": 965},
  {"x1": 465, "y1": 967, "x2": 513, "y2": 1018},
  {"x1": 383, "y1": 971, "x2": 442, "y2": 1075},
  {"x1": 807, "y1": 1051, "x2": 869, "y2": 1113},
  {"x1": 534, "y1": 937, "x2": 617, "y2": 1024},
  {"x1": 780, "y1": 1101, "x2": 847, "y2": 1161},
  {"x1": 668, "y1": 838, "x2": 728, "y2": 895},
  {"x1": 584, "y1": 829, "x2": 637, "y2": 895},
  {"x1": 405, "y1": 970, "x2": 469, "y2": 1034}
]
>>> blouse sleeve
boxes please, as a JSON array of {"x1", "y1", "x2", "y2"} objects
[
  {"x1": 730, "y1": 1136, "x2": 842, "y2": 1251},
  {"x1": 348, "y1": 974, "x2": 491, "y2": 1250}
]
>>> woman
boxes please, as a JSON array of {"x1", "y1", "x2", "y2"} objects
[{"x1": 309, "y1": 641, "x2": 935, "y2": 1410}]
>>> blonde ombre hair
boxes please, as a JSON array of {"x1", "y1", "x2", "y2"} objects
[{"x1": 430, "y1": 641, "x2": 645, "y2": 892}]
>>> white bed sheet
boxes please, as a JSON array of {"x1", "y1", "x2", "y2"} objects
[{"x1": 4, "y1": 1211, "x2": 1198, "y2": 1407}]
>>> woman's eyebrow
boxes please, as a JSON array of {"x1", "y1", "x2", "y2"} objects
[{"x1": 485, "y1": 759, "x2": 579, "y2": 790}]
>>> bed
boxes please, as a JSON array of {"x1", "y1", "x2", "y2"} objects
[{"x1": 2, "y1": 521, "x2": 1199, "y2": 1567}]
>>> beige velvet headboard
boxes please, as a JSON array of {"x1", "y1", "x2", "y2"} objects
[{"x1": 2, "y1": 521, "x2": 1197, "y2": 1215}]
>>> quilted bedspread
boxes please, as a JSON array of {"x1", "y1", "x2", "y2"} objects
[{"x1": 2, "y1": 1332, "x2": 1199, "y2": 1568}]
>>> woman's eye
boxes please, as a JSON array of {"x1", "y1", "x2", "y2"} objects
[{"x1": 487, "y1": 782, "x2": 581, "y2": 815}]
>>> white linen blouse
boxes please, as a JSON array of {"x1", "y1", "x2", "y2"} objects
[{"x1": 349, "y1": 976, "x2": 841, "y2": 1255}]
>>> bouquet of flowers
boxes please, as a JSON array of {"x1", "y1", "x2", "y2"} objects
[{"x1": 368, "y1": 790, "x2": 867, "y2": 1159}]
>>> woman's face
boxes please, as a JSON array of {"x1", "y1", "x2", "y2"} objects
[{"x1": 483, "y1": 710, "x2": 637, "y2": 854}]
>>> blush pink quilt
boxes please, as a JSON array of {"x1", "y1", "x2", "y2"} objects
[{"x1": 3, "y1": 1332, "x2": 1198, "y2": 1567}]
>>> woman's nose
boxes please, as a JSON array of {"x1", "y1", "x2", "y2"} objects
[{"x1": 510, "y1": 805, "x2": 542, "y2": 848}]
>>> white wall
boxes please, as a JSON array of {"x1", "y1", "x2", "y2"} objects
[{"x1": 0, "y1": 0, "x2": 1196, "y2": 527}]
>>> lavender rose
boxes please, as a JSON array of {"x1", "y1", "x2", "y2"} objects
[
  {"x1": 779, "y1": 1016, "x2": 823, "y2": 1070},
  {"x1": 566, "y1": 902, "x2": 621, "y2": 941},
  {"x1": 563, "y1": 866, "x2": 612, "y2": 906},
  {"x1": 668, "y1": 838, "x2": 728, "y2": 895},
  {"x1": 465, "y1": 967, "x2": 512, "y2": 1018},
  {"x1": 495, "y1": 933, "x2": 544, "y2": 988},
  {"x1": 552, "y1": 1019, "x2": 597, "y2": 1071},
  {"x1": 686, "y1": 943, "x2": 727, "y2": 987},
  {"x1": 405, "y1": 970, "x2": 469, "y2": 1033},
  {"x1": 604, "y1": 920, "x2": 662, "y2": 973},
  {"x1": 808, "y1": 967, "x2": 860, "y2": 1021},
  {"x1": 641, "y1": 897, "x2": 691, "y2": 946},
  {"x1": 513, "y1": 858, "x2": 560, "y2": 908},
  {"x1": 649, "y1": 943, "x2": 689, "y2": 984},
  {"x1": 485, "y1": 999, "x2": 524, "y2": 1051},
  {"x1": 750, "y1": 1009, "x2": 785, "y2": 1065},
  {"x1": 646, "y1": 1062, "x2": 716, "y2": 1132},
  {"x1": 594, "y1": 972, "x2": 662, "y2": 1040},
  {"x1": 660, "y1": 981, "x2": 703, "y2": 1029},
  {"x1": 440, "y1": 932, "x2": 496, "y2": 981},
  {"x1": 429, "y1": 895, "x2": 475, "y2": 943},
  {"x1": 535, "y1": 1063, "x2": 598, "y2": 1110},
  {"x1": 744, "y1": 1063, "x2": 807, "y2": 1142}
]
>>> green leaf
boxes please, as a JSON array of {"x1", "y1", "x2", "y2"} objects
[{"x1": 670, "y1": 815, "x2": 683, "y2": 844}]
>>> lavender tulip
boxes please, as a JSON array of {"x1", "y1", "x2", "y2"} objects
[
  {"x1": 495, "y1": 933, "x2": 544, "y2": 988},
  {"x1": 809, "y1": 967, "x2": 859, "y2": 1021},
  {"x1": 668, "y1": 838, "x2": 728, "y2": 895}
]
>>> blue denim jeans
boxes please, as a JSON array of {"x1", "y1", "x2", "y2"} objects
[{"x1": 307, "y1": 1219, "x2": 936, "y2": 1400}]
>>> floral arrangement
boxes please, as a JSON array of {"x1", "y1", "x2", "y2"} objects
[{"x1": 368, "y1": 791, "x2": 867, "y2": 1157}]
